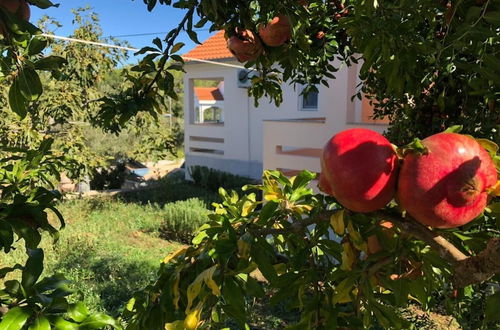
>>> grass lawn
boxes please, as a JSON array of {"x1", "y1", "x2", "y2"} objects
[{"x1": 1, "y1": 198, "x2": 182, "y2": 317}]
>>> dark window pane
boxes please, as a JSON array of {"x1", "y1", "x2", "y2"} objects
[{"x1": 302, "y1": 91, "x2": 318, "y2": 109}]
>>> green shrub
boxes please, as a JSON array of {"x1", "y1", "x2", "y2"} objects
[
  {"x1": 159, "y1": 198, "x2": 211, "y2": 243},
  {"x1": 189, "y1": 165, "x2": 255, "y2": 193},
  {"x1": 120, "y1": 174, "x2": 220, "y2": 206}
]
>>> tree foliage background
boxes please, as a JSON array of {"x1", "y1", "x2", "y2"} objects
[{"x1": 0, "y1": 0, "x2": 498, "y2": 329}]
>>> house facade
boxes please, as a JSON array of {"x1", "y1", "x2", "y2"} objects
[{"x1": 182, "y1": 31, "x2": 388, "y2": 181}]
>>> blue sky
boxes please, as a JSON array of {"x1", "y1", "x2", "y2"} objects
[{"x1": 31, "y1": 1, "x2": 213, "y2": 60}]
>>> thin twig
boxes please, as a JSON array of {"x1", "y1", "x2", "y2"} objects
[{"x1": 143, "y1": 4, "x2": 197, "y2": 95}]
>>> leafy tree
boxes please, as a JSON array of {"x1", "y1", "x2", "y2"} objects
[{"x1": 0, "y1": 1, "x2": 499, "y2": 330}]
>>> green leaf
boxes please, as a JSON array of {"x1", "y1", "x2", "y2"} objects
[
  {"x1": 485, "y1": 291, "x2": 500, "y2": 322},
  {"x1": 0, "y1": 264, "x2": 22, "y2": 279},
  {"x1": 21, "y1": 248, "x2": 44, "y2": 291},
  {"x1": 0, "y1": 307, "x2": 31, "y2": 330},
  {"x1": 170, "y1": 42, "x2": 185, "y2": 54},
  {"x1": 8, "y1": 81, "x2": 28, "y2": 119},
  {"x1": 0, "y1": 221, "x2": 14, "y2": 252},
  {"x1": 79, "y1": 313, "x2": 121, "y2": 329},
  {"x1": 484, "y1": 11, "x2": 500, "y2": 25},
  {"x1": 17, "y1": 68, "x2": 42, "y2": 100},
  {"x1": 152, "y1": 37, "x2": 163, "y2": 51},
  {"x1": 251, "y1": 239, "x2": 278, "y2": 283},
  {"x1": 444, "y1": 125, "x2": 463, "y2": 133},
  {"x1": 34, "y1": 56, "x2": 67, "y2": 71},
  {"x1": 51, "y1": 317, "x2": 78, "y2": 330},
  {"x1": 257, "y1": 201, "x2": 278, "y2": 225},
  {"x1": 29, "y1": 0, "x2": 59, "y2": 9},
  {"x1": 28, "y1": 316, "x2": 50, "y2": 330},
  {"x1": 245, "y1": 276, "x2": 265, "y2": 298},
  {"x1": 476, "y1": 139, "x2": 498, "y2": 157},
  {"x1": 291, "y1": 170, "x2": 316, "y2": 190},
  {"x1": 187, "y1": 30, "x2": 200, "y2": 44},
  {"x1": 68, "y1": 302, "x2": 89, "y2": 323},
  {"x1": 28, "y1": 38, "x2": 48, "y2": 56},
  {"x1": 10, "y1": 220, "x2": 41, "y2": 249}
]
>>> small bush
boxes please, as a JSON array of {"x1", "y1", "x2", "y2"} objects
[
  {"x1": 159, "y1": 198, "x2": 211, "y2": 243},
  {"x1": 189, "y1": 166, "x2": 255, "y2": 193},
  {"x1": 120, "y1": 174, "x2": 220, "y2": 206}
]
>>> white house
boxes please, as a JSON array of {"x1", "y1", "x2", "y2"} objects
[{"x1": 182, "y1": 31, "x2": 388, "y2": 181}]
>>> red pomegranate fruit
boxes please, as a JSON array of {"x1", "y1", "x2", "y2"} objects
[
  {"x1": 226, "y1": 29, "x2": 263, "y2": 63},
  {"x1": 0, "y1": 0, "x2": 30, "y2": 37},
  {"x1": 0, "y1": 0, "x2": 30, "y2": 20},
  {"x1": 397, "y1": 132, "x2": 497, "y2": 228},
  {"x1": 319, "y1": 128, "x2": 399, "y2": 212},
  {"x1": 258, "y1": 15, "x2": 292, "y2": 47}
]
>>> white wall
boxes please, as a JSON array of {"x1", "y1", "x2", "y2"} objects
[{"x1": 183, "y1": 59, "x2": 387, "y2": 179}]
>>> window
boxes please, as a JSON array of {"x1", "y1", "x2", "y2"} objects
[
  {"x1": 300, "y1": 86, "x2": 319, "y2": 111},
  {"x1": 191, "y1": 79, "x2": 225, "y2": 125}
]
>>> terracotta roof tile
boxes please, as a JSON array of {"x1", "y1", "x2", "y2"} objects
[
  {"x1": 183, "y1": 31, "x2": 234, "y2": 61},
  {"x1": 194, "y1": 87, "x2": 224, "y2": 101}
]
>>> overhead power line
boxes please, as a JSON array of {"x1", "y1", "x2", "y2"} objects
[
  {"x1": 107, "y1": 29, "x2": 210, "y2": 38},
  {"x1": 40, "y1": 33, "x2": 252, "y2": 70}
]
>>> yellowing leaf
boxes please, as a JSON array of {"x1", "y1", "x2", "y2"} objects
[
  {"x1": 273, "y1": 263, "x2": 287, "y2": 275},
  {"x1": 204, "y1": 266, "x2": 221, "y2": 297},
  {"x1": 165, "y1": 320, "x2": 184, "y2": 330},
  {"x1": 340, "y1": 242, "x2": 356, "y2": 271},
  {"x1": 172, "y1": 272, "x2": 181, "y2": 310},
  {"x1": 332, "y1": 277, "x2": 357, "y2": 304},
  {"x1": 163, "y1": 247, "x2": 187, "y2": 264},
  {"x1": 184, "y1": 304, "x2": 202, "y2": 330},
  {"x1": 476, "y1": 138, "x2": 499, "y2": 156},
  {"x1": 237, "y1": 238, "x2": 251, "y2": 259},
  {"x1": 347, "y1": 221, "x2": 367, "y2": 253},
  {"x1": 185, "y1": 265, "x2": 220, "y2": 314},
  {"x1": 264, "y1": 192, "x2": 280, "y2": 201},
  {"x1": 488, "y1": 180, "x2": 500, "y2": 197},
  {"x1": 241, "y1": 200, "x2": 254, "y2": 216},
  {"x1": 185, "y1": 276, "x2": 203, "y2": 315},
  {"x1": 330, "y1": 210, "x2": 345, "y2": 235}
]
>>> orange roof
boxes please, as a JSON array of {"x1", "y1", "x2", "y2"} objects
[
  {"x1": 183, "y1": 31, "x2": 234, "y2": 61},
  {"x1": 194, "y1": 87, "x2": 224, "y2": 101}
]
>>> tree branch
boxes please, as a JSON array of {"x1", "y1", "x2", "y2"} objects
[
  {"x1": 248, "y1": 207, "x2": 499, "y2": 287},
  {"x1": 374, "y1": 211, "x2": 499, "y2": 287},
  {"x1": 143, "y1": 4, "x2": 197, "y2": 95},
  {"x1": 374, "y1": 212, "x2": 468, "y2": 262}
]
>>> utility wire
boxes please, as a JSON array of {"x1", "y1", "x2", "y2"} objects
[
  {"x1": 107, "y1": 29, "x2": 211, "y2": 38},
  {"x1": 40, "y1": 33, "x2": 252, "y2": 70}
]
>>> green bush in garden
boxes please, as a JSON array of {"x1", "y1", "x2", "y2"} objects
[{"x1": 159, "y1": 198, "x2": 212, "y2": 243}]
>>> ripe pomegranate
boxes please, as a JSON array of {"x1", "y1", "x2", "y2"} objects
[
  {"x1": 0, "y1": 0, "x2": 30, "y2": 20},
  {"x1": 0, "y1": 0, "x2": 30, "y2": 37},
  {"x1": 257, "y1": 15, "x2": 292, "y2": 47},
  {"x1": 226, "y1": 29, "x2": 263, "y2": 63},
  {"x1": 319, "y1": 128, "x2": 399, "y2": 212},
  {"x1": 397, "y1": 133, "x2": 497, "y2": 228}
]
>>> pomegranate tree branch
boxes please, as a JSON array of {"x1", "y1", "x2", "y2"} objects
[
  {"x1": 250, "y1": 210, "x2": 337, "y2": 237},
  {"x1": 143, "y1": 4, "x2": 197, "y2": 95},
  {"x1": 453, "y1": 237, "x2": 500, "y2": 287},
  {"x1": 374, "y1": 212, "x2": 468, "y2": 262},
  {"x1": 249, "y1": 207, "x2": 499, "y2": 287},
  {"x1": 375, "y1": 211, "x2": 500, "y2": 287}
]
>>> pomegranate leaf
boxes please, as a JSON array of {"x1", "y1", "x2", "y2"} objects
[
  {"x1": 476, "y1": 139, "x2": 499, "y2": 158},
  {"x1": 444, "y1": 125, "x2": 463, "y2": 133}
]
